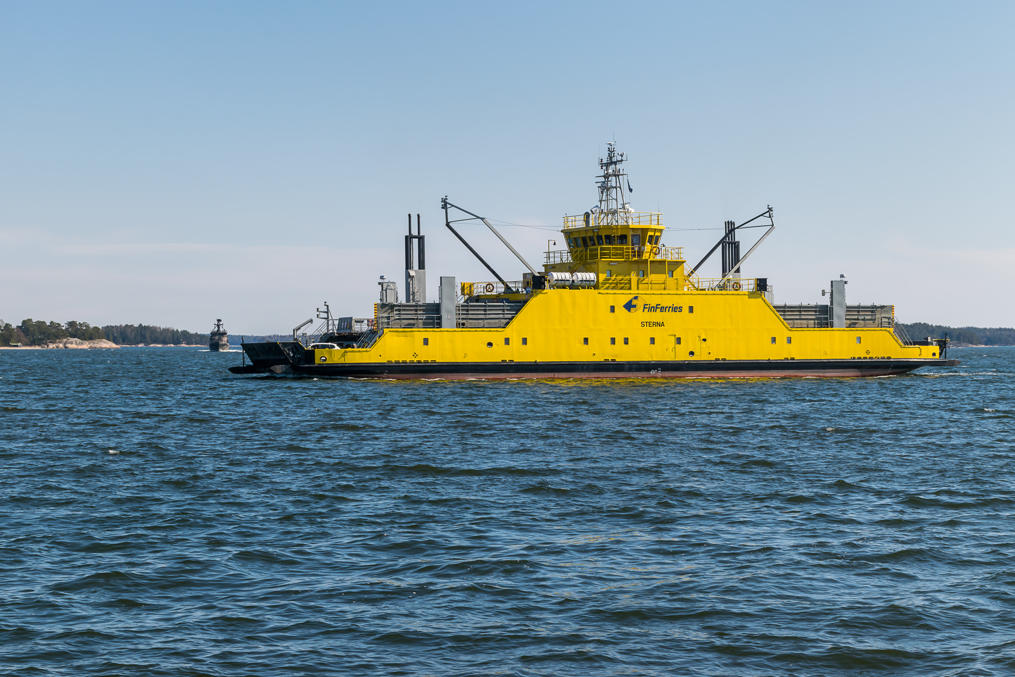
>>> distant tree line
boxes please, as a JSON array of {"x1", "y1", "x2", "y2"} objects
[
  {"x1": 101, "y1": 324, "x2": 208, "y2": 346},
  {"x1": 0, "y1": 319, "x2": 208, "y2": 346},
  {"x1": 897, "y1": 323, "x2": 1015, "y2": 346}
]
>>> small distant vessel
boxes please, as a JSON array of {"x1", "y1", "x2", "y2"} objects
[
  {"x1": 231, "y1": 143, "x2": 956, "y2": 379},
  {"x1": 209, "y1": 319, "x2": 229, "y2": 352}
]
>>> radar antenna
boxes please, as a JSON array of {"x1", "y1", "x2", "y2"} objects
[{"x1": 596, "y1": 142, "x2": 631, "y2": 226}]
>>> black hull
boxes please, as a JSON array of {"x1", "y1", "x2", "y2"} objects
[{"x1": 229, "y1": 357, "x2": 958, "y2": 379}]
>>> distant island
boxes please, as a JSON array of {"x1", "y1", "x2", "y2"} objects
[
  {"x1": 1, "y1": 318, "x2": 1013, "y2": 349},
  {"x1": 0, "y1": 319, "x2": 208, "y2": 348}
]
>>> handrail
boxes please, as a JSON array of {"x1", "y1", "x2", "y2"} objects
[
  {"x1": 461, "y1": 280, "x2": 526, "y2": 296},
  {"x1": 544, "y1": 245, "x2": 683, "y2": 264},
  {"x1": 687, "y1": 277, "x2": 758, "y2": 292},
  {"x1": 563, "y1": 211, "x2": 663, "y2": 229}
]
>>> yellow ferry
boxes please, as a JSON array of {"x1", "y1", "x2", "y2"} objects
[{"x1": 231, "y1": 144, "x2": 955, "y2": 379}]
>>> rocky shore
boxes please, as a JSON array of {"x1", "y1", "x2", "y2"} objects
[
  {"x1": 0, "y1": 338, "x2": 120, "y2": 350},
  {"x1": 1, "y1": 341, "x2": 205, "y2": 349}
]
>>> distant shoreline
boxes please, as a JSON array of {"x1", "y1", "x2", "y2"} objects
[{"x1": 0, "y1": 343, "x2": 206, "y2": 350}]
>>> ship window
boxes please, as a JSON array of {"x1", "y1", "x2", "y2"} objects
[
  {"x1": 638, "y1": 270, "x2": 645, "y2": 277},
  {"x1": 610, "y1": 337, "x2": 616, "y2": 345},
  {"x1": 604, "y1": 235, "x2": 614, "y2": 245},
  {"x1": 618, "y1": 234, "x2": 628, "y2": 245},
  {"x1": 522, "y1": 337, "x2": 527, "y2": 345},
  {"x1": 583, "y1": 337, "x2": 589, "y2": 345},
  {"x1": 597, "y1": 235, "x2": 604, "y2": 245},
  {"x1": 606, "y1": 270, "x2": 612, "y2": 277},
  {"x1": 623, "y1": 337, "x2": 629, "y2": 345},
  {"x1": 610, "y1": 305, "x2": 615, "y2": 313},
  {"x1": 771, "y1": 337, "x2": 776, "y2": 344},
  {"x1": 676, "y1": 337, "x2": 682, "y2": 345},
  {"x1": 486, "y1": 342, "x2": 493, "y2": 348},
  {"x1": 786, "y1": 336, "x2": 792, "y2": 344},
  {"x1": 632, "y1": 234, "x2": 641, "y2": 246},
  {"x1": 688, "y1": 306, "x2": 694, "y2": 313},
  {"x1": 668, "y1": 269, "x2": 674, "y2": 277},
  {"x1": 650, "y1": 337, "x2": 655, "y2": 345},
  {"x1": 504, "y1": 337, "x2": 510, "y2": 346},
  {"x1": 423, "y1": 337, "x2": 429, "y2": 346},
  {"x1": 856, "y1": 336, "x2": 862, "y2": 344}
]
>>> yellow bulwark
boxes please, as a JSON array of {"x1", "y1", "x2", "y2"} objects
[{"x1": 315, "y1": 289, "x2": 939, "y2": 368}]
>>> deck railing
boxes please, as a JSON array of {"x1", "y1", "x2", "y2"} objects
[
  {"x1": 460, "y1": 280, "x2": 526, "y2": 296},
  {"x1": 688, "y1": 277, "x2": 758, "y2": 292},
  {"x1": 544, "y1": 245, "x2": 683, "y2": 264},
  {"x1": 563, "y1": 211, "x2": 663, "y2": 229}
]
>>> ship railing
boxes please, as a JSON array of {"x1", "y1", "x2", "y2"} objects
[
  {"x1": 544, "y1": 245, "x2": 683, "y2": 264},
  {"x1": 688, "y1": 277, "x2": 758, "y2": 292},
  {"x1": 460, "y1": 280, "x2": 526, "y2": 296},
  {"x1": 563, "y1": 211, "x2": 663, "y2": 229},
  {"x1": 544, "y1": 250, "x2": 573, "y2": 265},
  {"x1": 894, "y1": 323, "x2": 913, "y2": 345}
]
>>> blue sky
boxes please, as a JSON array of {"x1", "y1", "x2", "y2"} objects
[{"x1": 2, "y1": 1, "x2": 1012, "y2": 332}]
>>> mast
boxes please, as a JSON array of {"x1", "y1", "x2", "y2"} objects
[{"x1": 595, "y1": 142, "x2": 631, "y2": 226}]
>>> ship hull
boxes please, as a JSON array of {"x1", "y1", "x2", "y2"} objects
[{"x1": 229, "y1": 357, "x2": 957, "y2": 379}]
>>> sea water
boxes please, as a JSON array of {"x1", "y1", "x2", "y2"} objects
[{"x1": 1, "y1": 347, "x2": 1013, "y2": 675}]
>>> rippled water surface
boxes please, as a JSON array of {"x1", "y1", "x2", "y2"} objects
[{"x1": 2, "y1": 347, "x2": 1014, "y2": 675}]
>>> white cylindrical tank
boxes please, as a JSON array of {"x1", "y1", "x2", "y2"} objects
[{"x1": 548, "y1": 271, "x2": 572, "y2": 287}]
